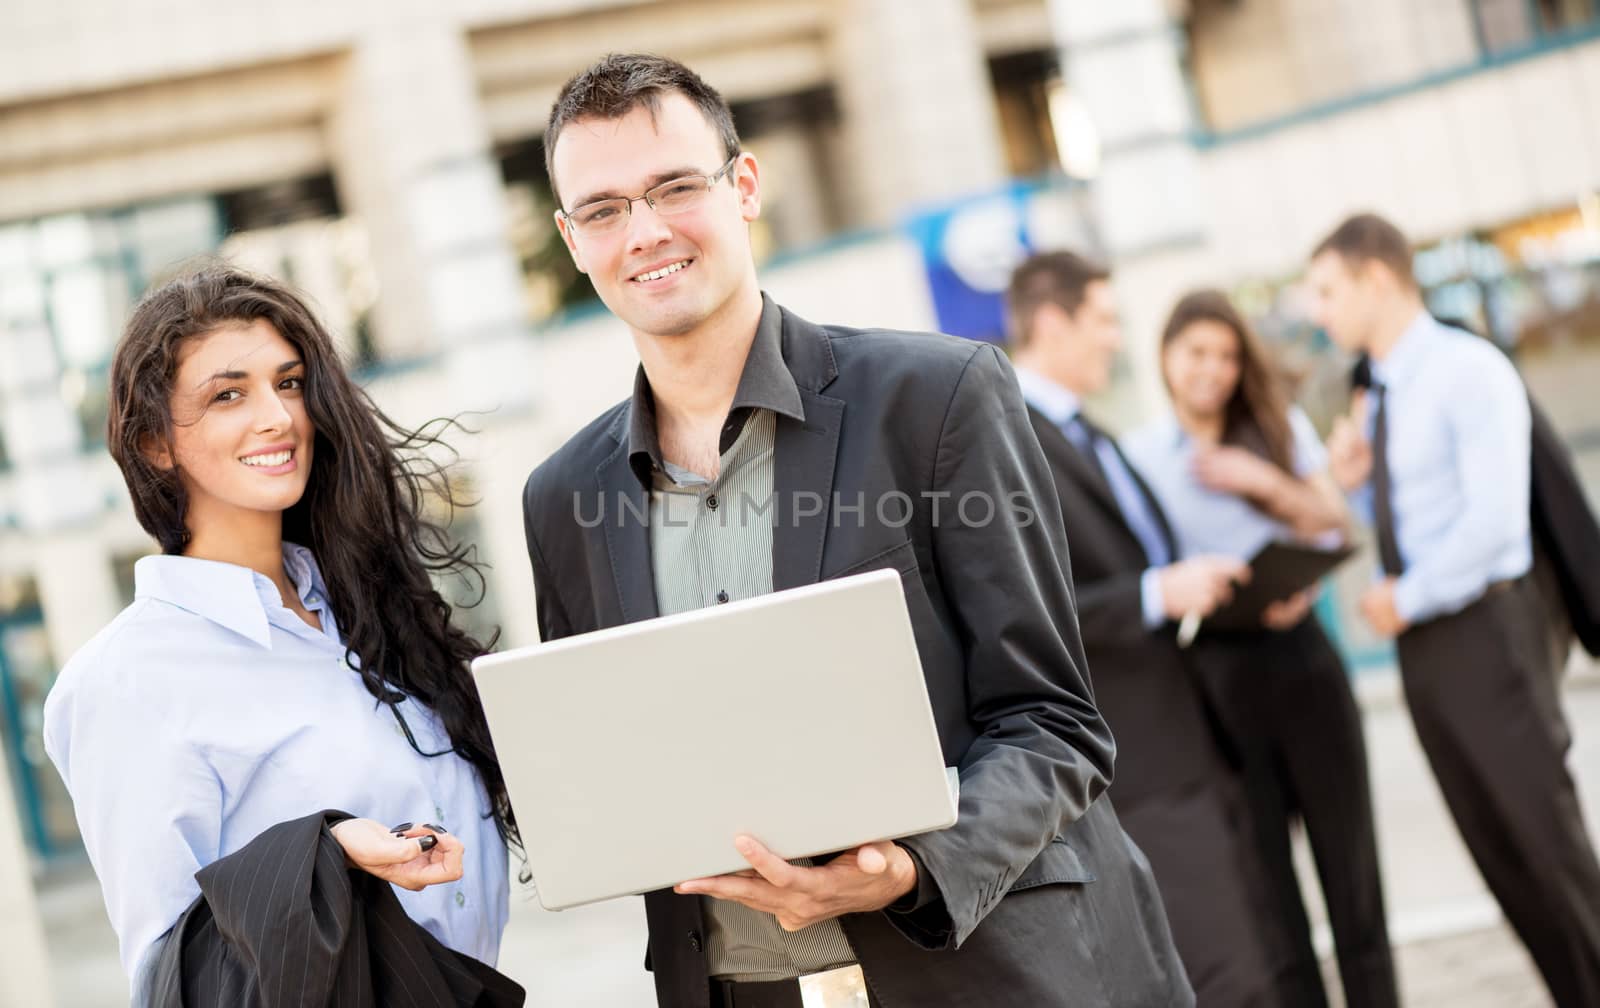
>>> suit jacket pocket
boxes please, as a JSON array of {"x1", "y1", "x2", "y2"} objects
[
  {"x1": 1009, "y1": 836, "x2": 1096, "y2": 892},
  {"x1": 825, "y1": 538, "x2": 920, "y2": 581}
]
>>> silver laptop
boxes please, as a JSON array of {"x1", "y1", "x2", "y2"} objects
[{"x1": 472, "y1": 568, "x2": 958, "y2": 910}]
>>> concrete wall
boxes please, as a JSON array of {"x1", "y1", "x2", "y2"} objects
[
  {"x1": 1190, "y1": 0, "x2": 1480, "y2": 132},
  {"x1": 1197, "y1": 34, "x2": 1600, "y2": 281},
  {"x1": 1, "y1": 0, "x2": 1051, "y2": 224}
]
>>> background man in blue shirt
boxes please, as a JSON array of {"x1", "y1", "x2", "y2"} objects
[{"x1": 1312, "y1": 213, "x2": 1600, "y2": 1006}]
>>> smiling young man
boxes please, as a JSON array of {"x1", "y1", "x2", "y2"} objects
[{"x1": 519, "y1": 54, "x2": 1192, "y2": 1008}]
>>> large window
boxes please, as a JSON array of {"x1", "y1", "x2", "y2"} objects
[
  {"x1": 0, "y1": 197, "x2": 222, "y2": 454},
  {"x1": 218, "y1": 174, "x2": 377, "y2": 370},
  {"x1": 0, "y1": 574, "x2": 75, "y2": 858},
  {"x1": 990, "y1": 50, "x2": 1065, "y2": 179}
]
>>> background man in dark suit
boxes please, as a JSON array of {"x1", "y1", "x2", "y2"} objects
[
  {"x1": 1315, "y1": 212, "x2": 1600, "y2": 1006},
  {"x1": 518, "y1": 54, "x2": 1192, "y2": 1008},
  {"x1": 1005, "y1": 251, "x2": 1281, "y2": 1007}
]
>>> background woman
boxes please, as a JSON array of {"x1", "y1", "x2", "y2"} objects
[
  {"x1": 44, "y1": 264, "x2": 519, "y2": 1000},
  {"x1": 1124, "y1": 289, "x2": 1398, "y2": 1008}
]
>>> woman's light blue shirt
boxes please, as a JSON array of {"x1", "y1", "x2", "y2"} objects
[
  {"x1": 1124, "y1": 406, "x2": 1332, "y2": 562},
  {"x1": 43, "y1": 543, "x2": 509, "y2": 985}
]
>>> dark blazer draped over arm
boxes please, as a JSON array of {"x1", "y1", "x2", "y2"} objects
[
  {"x1": 146, "y1": 810, "x2": 523, "y2": 1008},
  {"x1": 1529, "y1": 396, "x2": 1600, "y2": 657}
]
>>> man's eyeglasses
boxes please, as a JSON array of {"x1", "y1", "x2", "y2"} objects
[{"x1": 560, "y1": 155, "x2": 741, "y2": 237}]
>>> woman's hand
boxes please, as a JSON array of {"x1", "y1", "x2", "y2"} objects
[
  {"x1": 1192, "y1": 444, "x2": 1281, "y2": 500},
  {"x1": 328, "y1": 818, "x2": 464, "y2": 891}
]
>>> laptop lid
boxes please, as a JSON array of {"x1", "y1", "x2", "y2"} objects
[{"x1": 472, "y1": 568, "x2": 958, "y2": 910}]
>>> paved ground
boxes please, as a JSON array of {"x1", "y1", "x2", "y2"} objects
[
  {"x1": 1374, "y1": 924, "x2": 1551, "y2": 1008},
  {"x1": 35, "y1": 664, "x2": 1600, "y2": 1006}
]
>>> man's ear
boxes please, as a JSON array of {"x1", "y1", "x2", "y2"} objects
[
  {"x1": 140, "y1": 433, "x2": 174, "y2": 472},
  {"x1": 553, "y1": 211, "x2": 589, "y2": 275},
  {"x1": 1359, "y1": 257, "x2": 1395, "y2": 296},
  {"x1": 1032, "y1": 301, "x2": 1074, "y2": 346},
  {"x1": 734, "y1": 152, "x2": 762, "y2": 223}
]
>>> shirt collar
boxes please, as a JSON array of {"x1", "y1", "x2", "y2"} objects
[
  {"x1": 134, "y1": 542, "x2": 329, "y2": 649},
  {"x1": 1012, "y1": 365, "x2": 1083, "y2": 429},
  {"x1": 626, "y1": 293, "x2": 805, "y2": 487},
  {"x1": 1371, "y1": 310, "x2": 1437, "y2": 390},
  {"x1": 1148, "y1": 411, "x2": 1188, "y2": 452}
]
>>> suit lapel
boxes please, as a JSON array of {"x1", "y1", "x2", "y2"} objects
[
  {"x1": 772, "y1": 390, "x2": 844, "y2": 590},
  {"x1": 596, "y1": 418, "x2": 660, "y2": 625},
  {"x1": 595, "y1": 303, "x2": 845, "y2": 603},
  {"x1": 770, "y1": 307, "x2": 845, "y2": 591},
  {"x1": 1029, "y1": 406, "x2": 1121, "y2": 523}
]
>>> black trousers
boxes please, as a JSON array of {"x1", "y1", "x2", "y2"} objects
[
  {"x1": 1193, "y1": 618, "x2": 1398, "y2": 1008},
  {"x1": 1116, "y1": 784, "x2": 1278, "y2": 1008},
  {"x1": 1398, "y1": 576, "x2": 1600, "y2": 1007}
]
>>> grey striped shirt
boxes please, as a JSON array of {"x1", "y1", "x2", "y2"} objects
[{"x1": 648, "y1": 408, "x2": 859, "y2": 982}]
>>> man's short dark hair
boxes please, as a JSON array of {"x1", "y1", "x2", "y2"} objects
[
  {"x1": 1005, "y1": 251, "x2": 1111, "y2": 347},
  {"x1": 1311, "y1": 213, "x2": 1417, "y2": 289},
  {"x1": 544, "y1": 53, "x2": 742, "y2": 207}
]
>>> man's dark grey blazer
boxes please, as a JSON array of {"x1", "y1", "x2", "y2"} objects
[{"x1": 520, "y1": 300, "x2": 1192, "y2": 1008}]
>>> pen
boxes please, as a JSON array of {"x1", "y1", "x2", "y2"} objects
[{"x1": 1177, "y1": 611, "x2": 1201, "y2": 648}]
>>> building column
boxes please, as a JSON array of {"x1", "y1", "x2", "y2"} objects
[
  {"x1": 1046, "y1": 0, "x2": 1217, "y2": 423},
  {"x1": 747, "y1": 118, "x2": 836, "y2": 251},
  {"x1": 0, "y1": 319, "x2": 90, "y2": 1007},
  {"x1": 0, "y1": 320, "x2": 120, "y2": 664},
  {"x1": 31, "y1": 533, "x2": 123, "y2": 664},
  {"x1": 0, "y1": 741, "x2": 53, "y2": 1006},
  {"x1": 829, "y1": 0, "x2": 1009, "y2": 227},
  {"x1": 326, "y1": 18, "x2": 534, "y2": 417},
  {"x1": 468, "y1": 414, "x2": 545, "y2": 650}
]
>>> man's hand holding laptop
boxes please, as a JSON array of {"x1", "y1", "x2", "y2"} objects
[{"x1": 675, "y1": 834, "x2": 917, "y2": 932}]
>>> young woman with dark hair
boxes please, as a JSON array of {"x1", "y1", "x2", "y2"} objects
[
  {"x1": 43, "y1": 263, "x2": 520, "y2": 998},
  {"x1": 1124, "y1": 289, "x2": 1400, "y2": 1008}
]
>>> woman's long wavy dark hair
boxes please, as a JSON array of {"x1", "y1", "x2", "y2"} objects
[
  {"x1": 1161, "y1": 289, "x2": 1295, "y2": 474},
  {"x1": 108, "y1": 262, "x2": 520, "y2": 856}
]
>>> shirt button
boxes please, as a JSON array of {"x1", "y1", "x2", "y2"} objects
[
  {"x1": 688, "y1": 930, "x2": 703, "y2": 953},
  {"x1": 715, "y1": 591, "x2": 729, "y2": 604},
  {"x1": 706, "y1": 493, "x2": 719, "y2": 510},
  {"x1": 435, "y1": 804, "x2": 446, "y2": 822},
  {"x1": 455, "y1": 891, "x2": 466, "y2": 908}
]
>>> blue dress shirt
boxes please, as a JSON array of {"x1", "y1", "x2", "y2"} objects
[
  {"x1": 43, "y1": 543, "x2": 509, "y2": 987},
  {"x1": 1356, "y1": 312, "x2": 1532, "y2": 622},
  {"x1": 1125, "y1": 406, "x2": 1337, "y2": 562},
  {"x1": 1014, "y1": 366, "x2": 1170, "y2": 628}
]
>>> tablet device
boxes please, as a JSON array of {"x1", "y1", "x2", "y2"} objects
[
  {"x1": 1203, "y1": 540, "x2": 1356, "y2": 631},
  {"x1": 472, "y1": 568, "x2": 959, "y2": 910}
]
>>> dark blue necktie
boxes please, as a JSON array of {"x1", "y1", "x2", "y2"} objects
[{"x1": 1064, "y1": 414, "x2": 1173, "y2": 566}]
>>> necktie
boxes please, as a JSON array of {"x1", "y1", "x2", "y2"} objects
[
  {"x1": 1066, "y1": 414, "x2": 1173, "y2": 567},
  {"x1": 1370, "y1": 383, "x2": 1405, "y2": 576}
]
